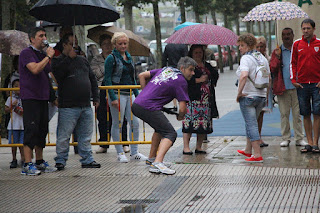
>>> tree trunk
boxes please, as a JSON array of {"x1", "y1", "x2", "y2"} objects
[
  {"x1": 195, "y1": 11, "x2": 201, "y2": 23},
  {"x1": 223, "y1": 13, "x2": 233, "y2": 70},
  {"x1": 246, "y1": 22, "x2": 250, "y2": 33},
  {"x1": 152, "y1": 1, "x2": 162, "y2": 67},
  {"x1": 123, "y1": 3, "x2": 133, "y2": 31},
  {"x1": 268, "y1": 21, "x2": 272, "y2": 55},
  {"x1": 179, "y1": 0, "x2": 186, "y2": 23},
  {"x1": 210, "y1": 8, "x2": 223, "y2": 73},
  {"x1": 1, "y1": 0, "x2": 14, "y2": 137}
]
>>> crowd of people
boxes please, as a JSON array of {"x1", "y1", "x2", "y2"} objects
[{"x1": 2, "y1": 18, "x2": 319, "y2": 175}]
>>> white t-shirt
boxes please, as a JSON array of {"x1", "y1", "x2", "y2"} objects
[
  {"x1": 236, "y1": 53, "x2": 269, "y2": 98},
  {"x1": 5, "y1": 96, "x2": 24, "y2": 130}
]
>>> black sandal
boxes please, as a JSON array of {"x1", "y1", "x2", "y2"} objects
[
  {"x1": 301, "y1": 145, "x2": 312, "y2": 153},
  {"x1": 312, "y1": 146, "x2": 320, "y2": 153}
]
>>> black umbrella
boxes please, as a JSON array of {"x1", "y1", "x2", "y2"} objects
[{"x1": 29, "y1": 0, "x2": 120, "y2": 26}]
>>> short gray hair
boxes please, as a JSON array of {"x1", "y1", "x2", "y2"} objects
[
  {"x1": 111, "y1": 32, "x2": 129, "y2": 45},
  {"x1": 177, "y1": 56, "x2": 197, "y2": 70}
]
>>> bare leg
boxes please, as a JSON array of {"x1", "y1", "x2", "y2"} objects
[
  {"x1": 196, "y1": 134, "x2": 206, "y2": 151},
  {"x1": 19, "y1": 147, "x2": 25, "y2": 161},
  {"x1": 244, "y1": 138, "x2": 252, "y2": 154},
  {"x1": 23, "y1": 145, "x2": 33, "y2": 163},
  {"x1": 149, "y1": 132, "x2": 162, "y2": 159},
  {"x1": 252, "y1": 140, "x2": 262, "y2": 158},
  {"x1": 154, "y1": 138, "x2": 173, "y2": 163},
  {"x1": 303, "y1": 115, "x2": 313, "y2": 145},
  {"x1": 258, "y1": 111, "x2": 264, "y2": 144},
  {"x1": 11, "y1": 147, "x2": 17, "y2": 161},
  {"x1": 183, "y1": 133, "x2": 192, "y2": 152},
  {"x1": 313, "y1": 115, "x2": 320, "y2": 146},
  {"x1": 34, "y1": 146, "x2": 43, "y2": 161}
]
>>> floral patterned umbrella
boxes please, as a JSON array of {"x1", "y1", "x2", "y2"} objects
[
  {"x1": 165, "y1": 24, "x2": 238, "y2": 45},
  {"x1": 0, "y1": 30, "x2": 30, "y2": 55},
  {"x1": 242, "y1": 1, "x2": 309, "y2": 22}
]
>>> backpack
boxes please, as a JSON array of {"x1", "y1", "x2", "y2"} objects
[{"x1": 247, "y1": 52, "x2": 269, "y2": 89}]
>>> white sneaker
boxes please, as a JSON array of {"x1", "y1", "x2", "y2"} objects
[
  {"x1": 296, "y1": 140, "x2": 308, "y2": 146},
  {"x1": 123, "y1": 146, "x2": 130, "y2": 153},
  {"x1": 146, "y1": 158, "x2": 172, "y2": 168},
  {"x1": 96, "y1": 147, "x2": 107, "y2": 154},
  {"x1": 149, "y1": 162, "x2": 175, "y2": 175},
  {"x1": 280, "y1": 140, "x2": 290, "y2": 147},
  {"x1": 130, "y1": 153, "x2": 148, "y2": 161},
  {"x1": 117, "y1": 153, "x2": 128, "y2": 163}
]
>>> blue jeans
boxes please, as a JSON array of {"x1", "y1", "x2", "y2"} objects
[
  {"x1": 297, "y1": 83, "x2": 320, "y2": 116},
  {"x1": 109, "y1": 94, "x2": 139, "y2": 155},
  {"x1": 55, "y1": 107, "x2": 94, "y2": 165},
  {"x1": 239, "y1": 96, "x2": 266, "y2": 141}
]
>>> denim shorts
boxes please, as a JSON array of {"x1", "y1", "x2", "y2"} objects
[
  {"x1": 8, "y1": 130, "x2": 24, "y2": 144},
  {"x1": 297, "y1": 83, "x2": 320, "y2": 116},
  {"x1": 239, "y1": 96, "x2": 266, "y2": 141}
]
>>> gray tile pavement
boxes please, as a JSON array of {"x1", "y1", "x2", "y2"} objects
[{"x1": 1, "y1": 66, "x2": 320, "y2": 212}]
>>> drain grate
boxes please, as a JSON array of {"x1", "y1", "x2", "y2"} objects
[{"x1": 119, "y1": 199, "x2": 159, "y2": 204}]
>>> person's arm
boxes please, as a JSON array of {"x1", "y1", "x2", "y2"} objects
[
  {"x1": 290, "y1": 42, "x2": 302, "y2": 88},
  {"x1": 26, "y1": 47, "x2": 55, "y2": 75},
  {"x1": 269, "y1": 48, "x2": 281, "y2": 74},
  {"x1": 88, "y1": 63, "x2": 100, "y2": 109},
  {"x1": 177, "y1": 101, "x2": 187, "y2": 120},
  {"x1": 104, "y1": 55, "x2": 117, "y2": 101},
  {"x1": 236, "y1": 71, "x2": 249, "y2": 102},
  {"x1": 138, "y1": 71, "x2": 151, "y2": 89}
]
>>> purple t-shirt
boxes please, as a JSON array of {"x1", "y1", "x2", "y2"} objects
[
  {"x1": 134, "y1": 67, "x2": 189, "y2": 111},
  {"x1": 19, "y1": 47, "x2": 51, "y2": 100}
]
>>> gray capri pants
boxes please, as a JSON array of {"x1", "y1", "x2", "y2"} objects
[{"x1": 132, "y1": 103, "x2": 177, "y2": 143}]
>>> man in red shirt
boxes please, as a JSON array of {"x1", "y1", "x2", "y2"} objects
[{"x1": 290, "y1": 19, "x2": 320, "y2": 153}]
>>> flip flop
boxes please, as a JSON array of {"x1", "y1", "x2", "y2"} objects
[
  {"x1": 312, "y1": 145, "x2": 320, "y2": 153},
  {"x1": 301, "y1": 145, "x2": 312, "y2": 153}
]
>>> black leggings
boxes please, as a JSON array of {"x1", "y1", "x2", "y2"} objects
[{"x1": 132, "y1": 103, "x2": 177, "y2": 143}]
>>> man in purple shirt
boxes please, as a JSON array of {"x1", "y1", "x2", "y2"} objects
[
  {"x1": 19, "y1": 27, "x2": 56, "y2": 176},
  {"x1": 132, "y1": 56, "x2": 196, "y2": 175}
]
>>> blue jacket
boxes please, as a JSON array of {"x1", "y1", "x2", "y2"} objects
[{"x1": 104, "y1": 49, "x2": 139, "y2": 101}]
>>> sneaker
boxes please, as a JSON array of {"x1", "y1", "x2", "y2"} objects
[
  {"x1": 203, "y1": 139, "x2": 210, "y2": 143},
  {"x1": 237, "y1": 150, "x2": 252, "y2": 157},
  {"x1": 96, "y1": 147, "x2": 108, "y2": 154},
  {"x1": 36, "y1": 161, "x2": 57, "y2": 173},
  {"x1": 81, "y1": 161, "x2": 101, "y2": 168},
  {"x1": 149, "y1": 162, "x2": 175, "y2": 175},
  {"x1": 146, "y1": 158, "x2": 172, "y2": 168},
  {"x1": 10, "y1": 160, "x2": 18, "y2": 169},
  {"x1": 296, "y1": 140, "x2": 308, "y2": 146},
  {"x1": 117, "y1": 152, "x2": 128, "y2": 163},
  {"x1": 130, "y1": 153, "x2": 148, "y2": 161},
  {"x1": 123, "y1": 145, "x2": 130, "y2": 153},
  {"x1": 280, "y1": 140, "x2": 290, "y2": 147},
  {"x1": 21, "y1": 163, "x2": 41, "y2": 176},
  {"x1": 55, "y1": 163, "x2": 65, "y2": 171},
  {"x1": 245, "y1": 156, "x2": 263, "y2": 162}
]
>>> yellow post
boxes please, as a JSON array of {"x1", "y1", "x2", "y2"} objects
[
  {"x1": 129, "y1": 89, "x2": 134, "y2": 141},
  {"x1": 117, "y1": 89, "x2": 122, "y2": 142}
]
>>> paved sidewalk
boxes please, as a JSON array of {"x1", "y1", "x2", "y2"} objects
[{"x1": 1, "y1": 66, "x2": 319, "y2": 212}]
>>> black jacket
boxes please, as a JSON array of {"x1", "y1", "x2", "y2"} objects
[{"x1": 51, "y1": 54, "x2": 99, "y2": 108}]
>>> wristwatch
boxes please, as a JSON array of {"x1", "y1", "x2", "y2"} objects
[{"x1": 46, "y1": 55, "x2": 52, "y2": 59}]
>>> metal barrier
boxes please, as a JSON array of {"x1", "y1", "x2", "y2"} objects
[{"x1": 0, "y1": 86, "x2": 152, "y2": 147}]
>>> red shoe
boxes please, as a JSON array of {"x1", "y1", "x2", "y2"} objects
[
  {"x1": 237, "y1": 150, "x2": 252, "y2": 157},
  {"x1": 245, "y1": 156, "x2": 263, "y2": 162}
]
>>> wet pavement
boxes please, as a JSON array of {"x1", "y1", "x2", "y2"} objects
[{"x1": 1, "y1": 65, "x2": 320, "y2": 212}]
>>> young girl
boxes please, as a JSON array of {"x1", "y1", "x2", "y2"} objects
[{"x1": 5, "y1": 79, "x2": 24, "y2": 168}]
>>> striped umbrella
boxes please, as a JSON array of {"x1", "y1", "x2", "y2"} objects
[
  {"x1": 165, "y1": 24, "x2": 238, "y2": 45},
  {"x1": 243, "y1": 1, "x2": 309, "y2": 22}
]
